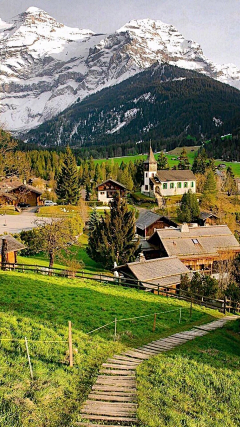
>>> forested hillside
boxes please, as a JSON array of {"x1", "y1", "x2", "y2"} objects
[{"x1": 24, "y1": 63, "x2": 240, "y2": 158}]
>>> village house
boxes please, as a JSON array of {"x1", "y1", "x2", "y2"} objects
[
  {"x1": 198, "y1": 212, "x2": 219, "y2": 226},
  {"x1": 141, "y1": 147, "x2": 196, "y2": 198},
  {"x1": 0, "y1": 192, "x2": 17, "y2": 207},
  {"x1": 114, "y1": 256, "x2": 191, "y2": 292},
  {"x1": 136, "y1": 210, "x2": 178, "y2": 238},
  {"x1": 0, "y1": 235, "x2": 25, "y2": 264},
  {"x1": 96, "y1": 179, "x2": 127, "y2": 204},
  {"x1": 146, "y1": 223, "x2": 240, "y2": 274},
  {"x1": 7, "y1": 184, "x2": 43, "y2": 207}
]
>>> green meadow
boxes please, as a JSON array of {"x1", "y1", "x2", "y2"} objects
[
  {"x1": 137, "y1": 320, "x2": 240, "y2": 427},
  {"x1": 93, "y1": 146, "x2": 240, "y2": 176},
  {"x1": 0, "y1": 269, "x2": 223, "y2": 427}
]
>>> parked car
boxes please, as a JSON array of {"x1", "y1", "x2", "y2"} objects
[
  {"x1": 17, "y1": 202, "x2": 31, "y2": 208},
  {"x1": 44, "y1": 200, "x2": 57, "y2": 206}
]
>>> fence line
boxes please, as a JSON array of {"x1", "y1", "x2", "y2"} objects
[{"x1": 1, "y1": 262, "x2": 240, "y2": 314}]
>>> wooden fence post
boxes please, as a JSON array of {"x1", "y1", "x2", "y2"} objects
[
  {"x1": 68, "y1": 321, "x2": 73, "y2": 367},
  {"x1": 223, "y1": 295, "x2": 226, "y2": 314},
  {"x1": 157, "y1": 285, "x2": 160, "y2": 295},
  {"x1": 153, "y1": 313, "x2": 157, "y2": 332},
  {"x1": 190, "y1": 296, "x2": 193, "y2": 318},
  {"x1": 114, "y1": 318, "x2": 117, "y2": 338},
  {"x1": 25, "y1": 337, "x2": 33, "y2": 380},
  {"x1": 179, "y1": 308, "x2": 182, "y2": 324}
]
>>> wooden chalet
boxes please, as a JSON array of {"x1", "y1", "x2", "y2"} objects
[
  {"x1": 147, "y1": 224, "x2": 240, "y2": 274},
  {"x1": 114, "y1": 256, "x2": 191, "y2": 292},
  {"x1": 0, "y1": 235, "x2": 25, "y2": 264},
  {"x1": 96, "y1": 179, "x2": 127, "y2": 204},
  {"x1": 136, "y1": 210, "x2": 177, "y2": 237},
  {"x1": 198, "y1": 212, "x2": 219, "y2": 226},
  {"x1": 0, "y1": 192, "x2": 17, "y2": 206},
  {"x1": 8, "y1": 184, "x2": 43, "y2": 206}
]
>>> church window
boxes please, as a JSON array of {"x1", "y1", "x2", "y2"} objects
[
  {"x1": 177, "y1": 182, "x2": 181, "y2": 188},
  {"x1": 163, "y1": 183, "x2": 167, "y2": 189},
  {"x1": 170, "y1": 183, "x2": 174, "y2": 189},
  {"x1": 191, "y1": 181, "x2": 194, "y2": 187},
  {"x1": 145, "y1": 185, "x2": 148, "y2": 190},
  {"x1": 184, "y1": 182, "x2": 188, "y2": 188}
]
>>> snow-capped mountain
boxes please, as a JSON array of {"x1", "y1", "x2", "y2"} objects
[{"x1": 0, "y1": 7, "x2": 240, "y2": 133}]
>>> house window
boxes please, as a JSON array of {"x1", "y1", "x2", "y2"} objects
[
  {"x1": 145, "y1": 185, "x2": 148, "y2": 190},
  {"x1": 163, "y1": 183, "x2": 167, "y2": 189},
  {"x1": 145, "y1": 172, "x2": 148, "y2": 177},
  {"x1": 191, "y1": 181, "x2": 194, "y2": 187},
  {"x1": 184, "y1": 182, "x2": 188, "y2": 188},
  {"x1": 170, "y1": 183, "x2": 174, "y2": 189},
  {"x1": 192, "y1": 239, "x2": 199, "y2": 244},
  {"x1": 177, "y1": 182, "x2": 181, "y2": 188},
  {"x1": 100, "y1": 191, "x2": 105, "y2": 195}
]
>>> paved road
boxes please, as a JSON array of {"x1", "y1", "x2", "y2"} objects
[{"x1": 0, "y1": 208, "x2": 50, "y2": 234}]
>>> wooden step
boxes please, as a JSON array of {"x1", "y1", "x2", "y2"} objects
[
  {"x1": 102, "y1": 363, "x2": 137, "y2": 369},
  {"x1": 81, "y1": 407, "x2": 136, "y2": 416},
  {"x1": 92, "y1": 385, "x2": 136, "y2": 392},
  {"x1": 84, "y1": 401, "x2": 137, "y2": 408},
  {"x1": 79, "y1": 414, "x2": 137, "y2": 422},
  {"x1": 76, "y1": 423, "x2": 133, "y2": 427},
  {"x1": 111, "y1": 355, "x2": 141, "y2": 364},
  {"x1": 88, "y1": 394, "x2": 135, "y2": 402},
  {"x1": 90, "y1": 390, "x2": 136, "y2": 399},
  {"x1": 99, "y1": 369, "x2": 135, "y2": 375}
]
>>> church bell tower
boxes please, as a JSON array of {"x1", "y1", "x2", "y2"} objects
[{"x1": 141, "y1": 145, "x2": 157, "y2": 194}]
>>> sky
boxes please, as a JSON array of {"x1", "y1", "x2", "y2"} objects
[{"x1": 1, "y1": 0, "x2": 240, "y2": 67}]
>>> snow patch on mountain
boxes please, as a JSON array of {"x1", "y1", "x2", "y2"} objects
[{"x1": 0, "y1": 10, "x2": 240, "y2": 133}]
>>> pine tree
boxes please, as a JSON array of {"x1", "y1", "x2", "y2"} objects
[
  {"x1": 177, "y1": 190, "x2": 200, "y2": 222},
  {"x1": 157, "y1": 151, "x2": 169, "y2": 170},
  {"x1": 87, "y1": 193, "x2": 139, "y2": 269},
  {"x1": 56, "y1": 146, "x2": 80, "y2": 205},
  {"x1": 202, "y1": 170, "x2": 217, "y2": 207},
  {"x1": 178, "y1": 148, "x2": 190, "y2": 170}
]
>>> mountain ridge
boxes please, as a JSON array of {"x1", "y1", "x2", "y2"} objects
[{"x1": 1, "y1": 7, "x2": 240, "y2": 134}]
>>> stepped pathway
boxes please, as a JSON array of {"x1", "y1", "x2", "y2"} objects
[{"x1": 76, "y1": 316, "x2": 237, "y2": 427}]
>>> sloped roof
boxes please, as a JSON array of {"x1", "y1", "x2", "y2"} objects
[
  {"x1": 149, "y1": 225, "x2": 240, "y2": 258},
  {"x1": 136, "y1": 211, "x2": 161, "y2": 230},
  {"x1": 156, "y1": 170, "x2": 196, "y2": 182},
  {"x1": 96, "y1": 179, "x2": 127, "y2": 190},
  {"x1": 0, "y1": 235, "x2": 25, "y2": 254},
  {"x1": 199, "y1": 211, "x2": 218, "y2": 220},
  {"x1": 0, "y1": 192, "x2": 17, "y2": 201},
  {"x1": 116, "y1": 256, "x2": 190, "y2": 289},
  {"x1": 8, "y1": 184, "x2": 42, "y2": 195},
  {"x1": 136, "y1": 210, "x2": 177, "y2": 230}
]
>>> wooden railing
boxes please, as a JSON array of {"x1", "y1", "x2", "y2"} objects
[{"x1": 1, "y1": 262, "x2": 239, "y2": 314}]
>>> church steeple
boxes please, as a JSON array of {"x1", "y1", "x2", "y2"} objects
[{"x1": 142, "y1": 144, "x2": 158, "y2": 193}]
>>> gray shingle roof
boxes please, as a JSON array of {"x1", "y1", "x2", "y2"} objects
[
  {"x1": 116, "y1": 256, "x2": 190, "y2": 289},
  {"x1": 199, "y1": 212, "x2": 218, "y2": 220},
  {"x1": 157, "y1": 170, "x2": 196, "y2": 182},
  {"x1": 151, "y1": 225, "x2": 240, "y2": 258},
  {"x1": 0, "y1": 235, "x2": 25, "y2": 254},
  {"x1": 136, "y1": 211, "x2": 161, "y2": 230}
]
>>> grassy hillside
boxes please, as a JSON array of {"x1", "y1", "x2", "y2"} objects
[
  {"x1": 0, "y1": 270, "x2": 223, "y2": 427},
  {"x1": 137, "y1": 320, "x2": 240, "y2": 427}
]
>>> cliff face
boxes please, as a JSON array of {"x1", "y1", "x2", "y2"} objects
[{"x1": 0, "y1": 8, "x2": 240, "y2": 133}]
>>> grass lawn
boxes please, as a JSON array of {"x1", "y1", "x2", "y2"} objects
[
  {"x1": 36, "y1": 205, "x2": 85, "y2": 217},
  {"x1": 18, "y1": 234, "x2": 107, "y2": 274},
  {"x1": 137, "y1": 320, "x2": 240, "y2": 427},
  {"x1": 93, "y1": 147, "x2": 240, "y2": 177},
  {"x1": 0, "y1": 270, "x2": 224, "y2": 427},
  {"x1": 0, "y1": 206, "x2": 19, "y2": 215}
]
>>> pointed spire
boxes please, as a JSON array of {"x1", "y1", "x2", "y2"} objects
[{"x1": 144, "y1": 142, "x2": 157, "y2": 164}]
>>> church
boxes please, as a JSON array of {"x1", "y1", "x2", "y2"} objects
[{"x1": 141, "y1": 147, "x2": 196, "y2": 198}]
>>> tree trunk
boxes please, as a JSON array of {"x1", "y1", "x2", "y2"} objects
[
  {"x1": 1, "y1": 239, "x2": 7, "y2": 270},
  {"x1": 49, "y1": 251, "x2": 54, "y2": 270}
]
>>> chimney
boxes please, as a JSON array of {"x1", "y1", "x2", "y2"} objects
[
  {"x1": 180, "y1": 223, "x2": 189, "y2": 233},
  {"x1": 139, "y1": 252, "x2": 146, "y2": 262}
]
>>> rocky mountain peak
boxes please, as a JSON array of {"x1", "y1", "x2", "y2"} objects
[{"x1": 0, "y1": 8, "x2": 240, "y2": 134}]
